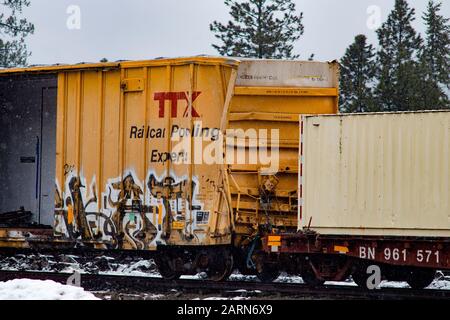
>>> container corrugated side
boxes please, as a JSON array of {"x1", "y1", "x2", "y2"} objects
[{"x1": 299, "y1": 111, "x2": 450, "y2": 237}]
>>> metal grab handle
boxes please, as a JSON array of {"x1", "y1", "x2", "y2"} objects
[{"x1": 35, "y1": 135, "x2": 40, "y2": 199}]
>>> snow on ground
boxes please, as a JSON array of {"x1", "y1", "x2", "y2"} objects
[
  {"x1": 2, "y1": 255, "x2": 450, "y2": 291},
  {"x1": 87, "y1": 259, "x2": 159, "y2": 278},
  {"x1": 194, "y1": 296, "x2": 250, "y2": 300},
  {"x1": 92, "y1": 269, "x2": 450, "y2": 291},
  {"x1": 428, "y1": 280, "x2": 450, "y2": 290},
  {"x1": 0, "y1": 279, "x2": 100, "y2": 300},
  {"x1": 276, "y1": 274, "x2": 304, "y2": 284},
  {"x1": 378, "y1": 281, "x2": 410, "y2": 289},
  {"x1": 326, "y1": 281, "x2": 358, "y2": 287},
  {"x1": 96, "y1": 292, "x2": 165, "y2": 300}
]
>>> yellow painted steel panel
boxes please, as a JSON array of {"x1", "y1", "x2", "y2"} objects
[
  {"x1": 299, "y1": 111, "x2": 450, "y2": 237},
  {"x1": 230, "y1": 95, "x2": 338, "y2": 114},
  {"x1": 3, "y1": 57, "x2": 339, "y2": 248},
  {"x1": 53, "y1": 58, "x2": 238, "y2": 249},
  {"x1": 234, "y1": 87, "x2": 338, "y2": 97},
  {"x1": 228, "y1": 60, "x2": 339, "y2": 237}
]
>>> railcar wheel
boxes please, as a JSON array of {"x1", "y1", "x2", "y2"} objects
[
  {"x1": 256, "y1": 266, "x2": 280, "y2": 283},
  {"x1": 154, "y1": 256, "x2": 181, "y2": 280},
  {"x1": 158, "y1": 268, "x2": 181, "y2": 280},
  {"x1": 302, "y1": 268, "x2": 325, "y2": 287},
  {"x1": 255, "y1": 253, "x2": 280, "y2": 283},
  {"x1": 206, "y1": 249, "x2": 234, "y2": 282},
  {"x1": 406, "y1": 269, "x2": 435, "y2": 289}
]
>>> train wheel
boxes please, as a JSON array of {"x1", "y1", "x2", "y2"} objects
[
  {"x1": 158, "y1": 268, "x2": 181, "y2": 280},
  {"x1": 255, "y1": 253, "x2": 280, "y2": 283},
  {"x1": 154, "y1": 256, "x2": 181, "y2": 280},
  {"x1": 256, "y1": 266, "x2": 280, "y2": 283},
  {"x1": 206, "y1": 249, "x2": 234, "y2": 282},
  {"x1": 406, "y1": 269, "x2": 435, "y2": 289},
  {"x1": 302, "y1": 267, "x2": 325, "y2": 287}
]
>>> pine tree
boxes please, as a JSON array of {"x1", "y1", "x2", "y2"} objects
[
  {"x1": 375, "y1": 0, "x2": 423, "y2": 111},
  {"x1": 0, "y1": 0, "x2": 34, "y2": 68},
  {"x1": 418, "y1": 0, "x2": 449, "y2": 109},
  {"x1": 339, "y1": 35, "x2": 377, "y2": 113},
  {"x1": 210, "y1": 0, "x2": 305, "y2": 59}
]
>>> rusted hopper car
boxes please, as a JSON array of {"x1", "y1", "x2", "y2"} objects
[{"x1": 0, "y1": 57, "x2": 339, "y2": 280}]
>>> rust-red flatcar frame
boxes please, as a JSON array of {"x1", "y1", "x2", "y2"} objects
[{"x1": 264, "y1": 233, "x2": 450, "y2": 270}]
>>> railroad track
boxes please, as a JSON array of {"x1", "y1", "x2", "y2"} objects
[{"x1": 0, "y1": 270, "x2": 449, "y2": 300}]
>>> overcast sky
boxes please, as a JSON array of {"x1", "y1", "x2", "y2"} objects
[{"x1": 19, "y1": 0, "x2": 450, "y2": 65}]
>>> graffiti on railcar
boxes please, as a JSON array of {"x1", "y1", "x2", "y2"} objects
[
  {"x1": 54, "y1": 174, "x2": 99, "y2": 241},
  {"x1": 106, "y1": 173, "x2": 155, "y2": 249},
  {"x1": 54, "y1": 170, "x2": 209, "y2": 249}
]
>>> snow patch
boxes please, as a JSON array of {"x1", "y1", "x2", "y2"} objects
[
  {"x1": 194, "y1": 296, "x2": 250, "y2": 300},
  {"x1": 379, "y1": 281, "x2": 410, "y2": 289},
  {"x1": 428, "y1": 280, "x2": 450, "y2": 290},
  {"x1": 275, "y1": 275, "x2": 304, "y2": 284},
  {"x1": 326, "y1": 281, "x2": 357, "y2": 287},
  {"x1": 0, "y1": 279, "x2": 100, "y2": 300}
]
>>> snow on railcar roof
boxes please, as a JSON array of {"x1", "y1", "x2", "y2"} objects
[{"x1": 0, "y1": 56, "x2": 241, "y2": 75}]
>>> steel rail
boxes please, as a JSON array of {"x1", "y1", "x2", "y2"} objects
[{"x1": 0, "y1": 270, "x2": 449, "y2": 300}]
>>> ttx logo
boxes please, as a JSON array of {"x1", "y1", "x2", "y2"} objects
[{"x1": 154, "y1": 91, "x2": 201, "y2": 118}]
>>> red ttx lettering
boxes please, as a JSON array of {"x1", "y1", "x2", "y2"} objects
[{"x1": 154, "y1": 91, "x2": 201, "y2": 118}]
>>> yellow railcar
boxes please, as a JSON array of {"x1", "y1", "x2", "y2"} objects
[{"x1": 0, "y1": 57, "x2": 339, "y2": 280}]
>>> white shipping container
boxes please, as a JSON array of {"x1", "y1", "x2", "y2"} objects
[{"x1": 299, "y1": 111, "x2": 450, "y2": 237}]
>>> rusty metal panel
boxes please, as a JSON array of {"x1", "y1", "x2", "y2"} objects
[
  {"x1": 300, "y1": 111, "x2": 450, "y2": 237},
  {"x1": 236, "y1": 59, "x2": 339, "y2": 88},
  {"x1": 263, "y1": 233, "x2": 450, "y2": 270},
  {"x1": 53, "y1": 57, "x2": 239, "y2": 250},
  {"x1": 0, "y1": 62, "x2": 120, "y2": 75}
]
